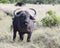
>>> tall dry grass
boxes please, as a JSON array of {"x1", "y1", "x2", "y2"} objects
[{"x1": 0, "y1": 4, "x2": 60, "y2": 48}]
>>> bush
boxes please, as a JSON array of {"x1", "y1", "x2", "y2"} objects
[
  {"x1": 41, "y1": 10, "x2": 60, "y2": 27},
  {"x1": 0, "y1": 0, "x2": 9, "y2": 3}
]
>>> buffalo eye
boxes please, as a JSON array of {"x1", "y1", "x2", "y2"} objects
[{"x1": 30, "y1": 16, "x2": 35, "y2": 20}]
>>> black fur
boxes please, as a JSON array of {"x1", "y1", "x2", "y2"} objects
[{"x1": 12, "y1": 11, "x2": 35, "y2": 42}]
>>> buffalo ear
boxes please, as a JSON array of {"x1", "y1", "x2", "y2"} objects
[{"x1": 30, "y1": 16, "x2": 35, "y2": 20}]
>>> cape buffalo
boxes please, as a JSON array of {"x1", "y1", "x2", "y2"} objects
[{"x1": 12, "y1": 8, "x2": 36, "y2": 42}]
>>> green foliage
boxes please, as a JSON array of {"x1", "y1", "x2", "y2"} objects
[
  {"x1": 0, "y1": 0, "x2": 9, "y2": 3},
  {"x1": 47, "y1": 10, "x2": 56, "y2": 15},
  {"x1": 41, "y1": 10, "x2": 60, "y2": 27},
  {"x1": 0, "y1": 0, "x2": 60, "y2": 4}
]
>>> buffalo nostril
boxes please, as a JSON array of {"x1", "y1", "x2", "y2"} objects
[
  {"x1": 25, "y1": 23, "x2": 28, "y2": 25},
  {"x1": 24, "y1": 22, "x2": 28, "y2": 25}
]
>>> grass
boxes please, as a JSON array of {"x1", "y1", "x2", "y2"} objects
[{"x1": 0, "y1": 4, "x2": 60, "y2": 48}]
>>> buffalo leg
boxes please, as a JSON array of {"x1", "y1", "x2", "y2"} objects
[
  {"x1": 27, "y1": 32, "x2": 32, "y2": 42},
  {"x1": 20, "y1": 34, "x2": 23, "y2": 41},
  {"x1": 19, "y1": 32, "x2": 24, "y2": 41},
  {"x1": 13, "y1": 29, "x2": 17, "y2": 41}
]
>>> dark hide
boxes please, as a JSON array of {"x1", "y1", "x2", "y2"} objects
[{"x1": 12, "y1": 11, "x2": 35, "y2": 42}]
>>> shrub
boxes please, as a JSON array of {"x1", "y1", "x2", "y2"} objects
[
  {"x1": 47, "y1": 10, "x2": 56, "y2": 15},
  {"x1": 0, "y1": 0, "x2": 9, "y2": 3},
  {"x1": 41, "y1": 10, "x2": 60, "y2": 27}
]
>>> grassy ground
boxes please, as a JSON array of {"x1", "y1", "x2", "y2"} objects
[{"x1": 0, "y1": 4, "x2": 60, "y2": 48}]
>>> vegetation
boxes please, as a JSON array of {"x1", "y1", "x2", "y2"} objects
[
  {"x1": 41, "y1": 10, "x2": 60, "y2": 27},
  {"x1": 0, "y1": 0, "x2": 60, "y2": 4},
  {"x1": 0, "y1": 0, "x2": 9, "y2": 3},
  {"x1": 0, "y1": 4, "x2": 60, "y2": 48}
]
